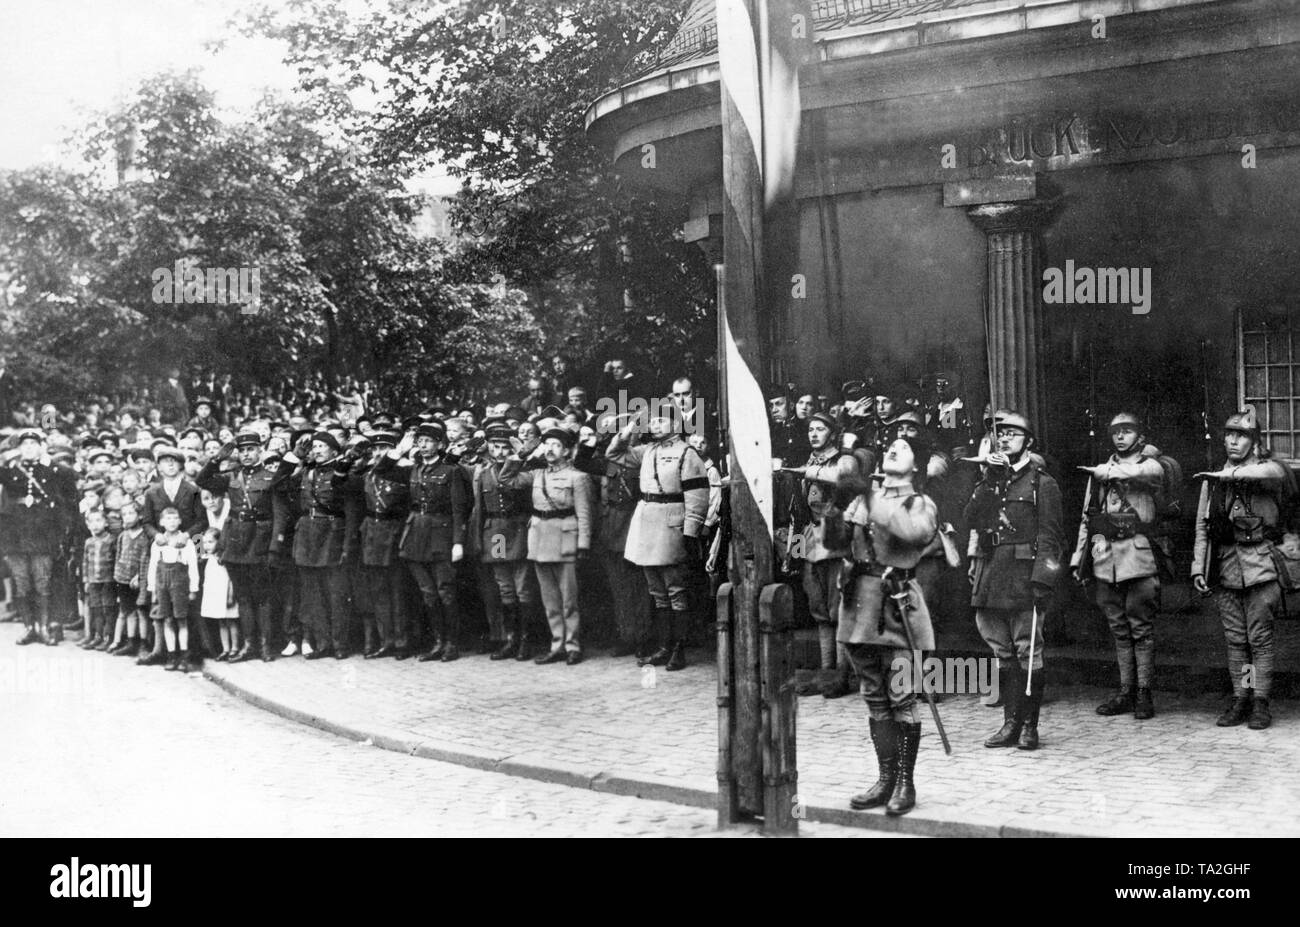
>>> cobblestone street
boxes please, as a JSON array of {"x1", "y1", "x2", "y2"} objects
[{"x1": 0, "y1": 638, "x2": 876, "y2": 838}]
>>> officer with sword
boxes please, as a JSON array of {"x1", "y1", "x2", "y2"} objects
[{"x1": 836, "y1": 431, "x2": 946, "y2": 817}]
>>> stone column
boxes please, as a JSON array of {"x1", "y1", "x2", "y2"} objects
[{"x1": 966, "y1": 195, "x2": 1061, "y2": 442}]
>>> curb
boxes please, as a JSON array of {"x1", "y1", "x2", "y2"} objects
[{"x1": 202, "y1": 665, "x2": 1083, "y2": 838}]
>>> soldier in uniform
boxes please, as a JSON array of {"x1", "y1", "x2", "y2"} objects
[
  {"x1": 1071, "y1": 412, "x2": 1170, "y2": 720},
  {"x1": 469, "y1": 419, "x2": 538, "y2": 661},
  {"x1": 574, "y1": 417, "x2": 651, "y2": 659},
  {"x1": 338, "y1": 430, "x2": 410, "y2": 659},
  {"x1": 195, "y1": 429, "x2": 292, "y2": 662},
  {"x1": 1192, "y1": 406, "x2": 1295, "y2": 730},
  {"x1": 2, "y1": 429, "x2": 77, "y2": 645},
  {"x1": 606, "y1": 406, "x2": 710, "y2": 670},
  {"x1": 964, "y1": 410, "x2": 1064, "y2": 751},
  {"x1": 378, "y1": 421, "x2": 470, "y2": 662},
  {"x1": 285, "y1": 431, "x2": 352, "y2": 659},
  {"x1": 838, "y1": 434, "x2": 938, "y2": 816},
  {"x1": 780, "y1": 412, "x2": 861, "y2": 697},
  {"x1": 502, "y1": 426, "x2": 594, "y2": 664}
]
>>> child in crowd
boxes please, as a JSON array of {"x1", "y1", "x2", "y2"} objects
[
  {"x1": 199, "y1": 528, "x2": 240, "y2": 659},
  {"x1": 80, "y1": 509, "x2": 117, "y2": 650},
  {"x1": 109, "y1": 500, "x2": 153, "y2": 657},
  {"x1": 146, "y1": 506, "x2": 200, "y2": 672}
]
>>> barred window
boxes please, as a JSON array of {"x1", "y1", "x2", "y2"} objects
[{"x1": 1238, "y1": 304, "x2": 1300, "y2": 460}]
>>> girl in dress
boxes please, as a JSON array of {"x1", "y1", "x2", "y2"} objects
[{"x1": 199, "y1": 528, "x2": 240, "y2": 660}]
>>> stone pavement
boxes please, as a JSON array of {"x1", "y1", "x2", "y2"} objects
[
  {"x1": 196, "y1": 642, "x2": 1300, "y2": 838},
  {"x1": 0, "y1": 641, "x2": 878, "y2": 838}
]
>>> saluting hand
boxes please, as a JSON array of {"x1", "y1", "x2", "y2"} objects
[{"x1": 451, "y1": 543, "x2": 463, "y2": 564}]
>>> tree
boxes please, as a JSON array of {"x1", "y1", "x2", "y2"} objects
[{"x1": 246, "y1": 0, "x2": 716, "y2": 395}]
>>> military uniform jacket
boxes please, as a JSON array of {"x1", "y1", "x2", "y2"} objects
[
  {"x1": 0, "y1": 459, "x2": 77, "y2": 555},
  {"x1": 501, "y1": 458, "x2": 594, "y2": 563},
  {"x1": 375, "y1": 452, "x2": 469, "y2": 562},
  {"x1": 837, "y1": 484, "x2": 937, "y2": 648},
  {"x1": 336, "y1": 462, "x2": 411, "y2": 568},
  {"x1": 1192, "y1": 457, "x2": 1294, "y2": 589},
  {"x1": 196, "y1": 457, "x2": 293, "y2": 565},
  {"x1": 1070, "y1": 453, "x2": 1164, "y2": 584},
  {"x1": 572, "y1": 444, "x2": 640, "y2": 553},
  {"x1": 471, "y1": 460, "x2": 531, "y2": 562},
  {"x1": 606, "y1": 435, "x2": 709, "y2": 566},
  {"x1": 290, "y1": 461, "x2": 348, "y2": 568},
  {"x1": 798, "y1": 448, "x2": 860, "y2": 561},
  {"x1": 964, "y1": 459, "x2": 1064, "y2": 610}
]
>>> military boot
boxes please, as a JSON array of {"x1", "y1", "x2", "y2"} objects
[
  {"x1": 1216, "y1": 694, "x2": 1252, "y2": 727},
  {"x1": 1095, "y1": 686, "x2": 1134, "y2": 716},
  {"x1": 1248, "y1": 696, "x2": 1272, "y2": 730},
  {"x1": 1134, "y1": 687, "x2": 1155, "y2": 720},
  {"x1": 886, "y1": 722, "x2": 922, "y2": 816},
  {"x1": 850, "y1": 718, "x2": 898, "y2": 810},
  {"x1": 1018, "y1": 675, "x2": 1044, "y2": 750},
  {"x1": 984, "y1": 666, "x2": 1023, "y2": 748},
  {"x1": 639, "y1": 608, "x2": 674, "y2": 667}
]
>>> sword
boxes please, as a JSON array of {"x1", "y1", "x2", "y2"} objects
[
  {"x1": 884, "y1": 568, "x2": 951, "y2": 755},
  {"x1": 1025, "y1": 604, "x2": 1040, "y2": 695}
]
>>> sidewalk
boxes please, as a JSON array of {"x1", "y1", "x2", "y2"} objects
[{"x1": 203, "y1": 647, "x2": 1300, "y2": 837}]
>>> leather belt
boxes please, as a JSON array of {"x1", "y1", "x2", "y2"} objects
[
  {"x1": 230, "y1": 515, "x2": 272, "y2": 524},
  {"x1": 532, "y1": 507, "x2": 575, "y2": 519},
  {"x1": 413, "y1": 504, "x2": 450, "y2": 515},
  {"x1": 307, "y1": 509, "x2": 342, "y2": 519},
  {"x1": 643, "y1": 492, "x2": 684, "y2": 503},
  {"x1": 365, "y1": 512, "x2": 405, "y2": 521}
]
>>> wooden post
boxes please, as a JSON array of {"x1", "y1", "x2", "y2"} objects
[
  {"x1": 715, "y1": 582, "x2": 739, "y2": 826},
  {"x1": 759, "y1": 582, "x2": 797, "y2": 834}
]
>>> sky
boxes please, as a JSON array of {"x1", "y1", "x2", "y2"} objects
[{"x1": 0, "y1": 0, "x2": 456, "y2": 193}]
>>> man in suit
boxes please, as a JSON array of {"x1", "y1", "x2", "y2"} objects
[
  {"x1": 964, "y1": 410, "x2": 1064, "y2": 751},
  {"x1": 141, "y1": 445, "x2": 203, "y2": 535}
]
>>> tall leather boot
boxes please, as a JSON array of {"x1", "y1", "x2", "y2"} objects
[
  {"x1": 14, "y1": 597, "x2": 40, "y2": 646},
  {"x1": 257, "y1": 602, "x2": 276, "y2": 661},
  {"x1": 37, "y1": 595, "x2": 58, "y2": 646},
  {"x1": 440, "y1": 603, "x2": 461, "y2": 662},
  {"x1": 984, "y1": 665, "x2": 1023, "y2": 748},
  {"x1": 1018, "y1": 673, "x2": 1044, "y2": 750},
  {"x1": 492, "y1": 604, "x2": 519, "y2": 660},
  {"x1": 849, "y1": 717, "x2": 898, "y2": 810},
  {"x1": 514, "y1": 602, "x2": 538, "y2": 661},
  {"x1": 665, "y1": 609, "x2": 688, "y2": 671},
  {"x1": 886, "y1": 721, "x2": 922, "y2": 816},
  {"x1": 639, "y1": 608, "x2": 674, "y2": 667},
  {"x1": 417, "y1": 598, "x2": 444, "y2": 661}
]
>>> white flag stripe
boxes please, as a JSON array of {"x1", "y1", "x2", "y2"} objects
[
  {"x1": 723, "y1": 309, "x2": 775, "y2": 539},
  {"x1": 717, "y1": 0, "x2": 765, "y2": 178}
]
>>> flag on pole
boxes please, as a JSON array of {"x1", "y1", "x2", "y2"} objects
[{"x1": 717, "y1": 0, "x2": 812, "y2": 552}]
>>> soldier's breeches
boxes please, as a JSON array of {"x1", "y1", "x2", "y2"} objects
[
  {"x1": 491, "y1": 560, "x2": 535, "y2": 607},
  {"x1": 844, "y1": 642, "x2": 920, "y2": 723},
  {"x1": 601, "y1": 552, "x2": 649, "y2": 643},
  {"x1": 802, "y1": 559, "x2": 842, "y2": 627},
  {"x1": 644, "y1": 564, "x2": 688, "y2": 612},
  {"x1": 301, "y1": 566, "x2": 349, "y2": 651},
  {"x1": 406, "y1": 560, "x2": 456, "y2": 610},
  {"x1": 363, "y1": 565, "x2": 405, "y2": 645},
  {"x1": 1214, "y1": 582, "x2": 1279, "y2": 698},
  {"x1": 976, "y1": 606, "x2": 1044, "y2": 671},
  {"x1": 5, "y1": 554, "x2": 52, "y2": 598},
  {"x1": 1095, "y1": 577, "x2": 1158, "y2": 688},
  {"x1": 534, "y1": 561, "x2": 579, "y2": 653}
]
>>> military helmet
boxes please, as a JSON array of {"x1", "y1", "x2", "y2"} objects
[
  {"x1": 1223, "y1": 405, "x2": 1260, "y2": 436},
  {"x1": 992, "y1": 409, "x2": 1034, "y2": 440}
]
